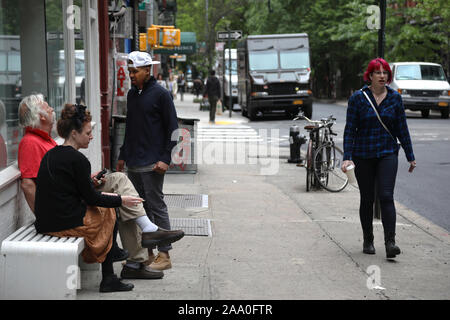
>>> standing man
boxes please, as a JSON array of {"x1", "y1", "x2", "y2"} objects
[
  {"x1": 203, "y1": 69, "x2": 221, "y2": 124},
  {"x1": 117, "y1": 51, "x2": 179, "y2": 271}
]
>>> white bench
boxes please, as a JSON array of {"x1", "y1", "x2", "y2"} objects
[{"x1": 0, "y1": 223, "x2": 98, "y2": 300}]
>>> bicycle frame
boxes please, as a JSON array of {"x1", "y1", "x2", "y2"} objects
[{"x1": 297, "y1": 114, "x2": 345, "y2": 191}]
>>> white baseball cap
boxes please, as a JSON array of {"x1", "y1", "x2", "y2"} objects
[{"x1": 128, "y1": 51, "x2": 160, "y2": 68}]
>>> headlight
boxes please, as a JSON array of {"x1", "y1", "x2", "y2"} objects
[
  {"x1": 442, "y1": 90, "x2": 450, "y2": 96},
  {"x1": 398, "y1": 89, "x2": 407, "y2": 95},
  {"x1": 251, "y1": 92, "x2": 268, "y2": 97},
  {"x1": 296, "y1": 90, "x2": 312, "y2": 96}
]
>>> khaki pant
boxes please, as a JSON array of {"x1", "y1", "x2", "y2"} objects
[{"x1": 98, "y1": 172, "x2": 148, "y2": 263}]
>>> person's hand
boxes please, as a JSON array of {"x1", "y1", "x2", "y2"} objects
[
  {"x1": 116, "y1": 160, "x2": 125, "y2": 172},
  {"x1": 121, "y1": 195, "x2": 144, "y2": 207},
  {"x1": 341, "y1": 160, "x2": 355, "y2": 173},
  {"x1": 91, "y1": 171, "x2": 106, "y2": 188},
  {"x1": 408, "y1": 160, "x2": 417, "y2": 173},
  {"x1": 153, "y1": 161, "x2": 169, "y2": 174}
]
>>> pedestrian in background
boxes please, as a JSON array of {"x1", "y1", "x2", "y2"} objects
[
  {"x1": 118, "y1": 51, "x2": 184, "y2": 271},
  {"x1": 168, "y1": 74, "x2": 178, "y2": 100},
  {"x1": 177, "y1": 73, "x2": 186, "y2": 101},
  {"x1": 342, "y1": 57, "x2": 416, "y2": 259},
  {"x1": 203, "y1": 69, "x2": 221, "y2": 124},
  {"x1": 193, "y1": 77, "x2": 203, "y2": 98},
  {"x1": 156, "y1": 73, "x2": 168, "y2": 90}
]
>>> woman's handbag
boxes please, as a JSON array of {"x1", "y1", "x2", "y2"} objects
[{"x1": 361, "y1": 89, "x2": 400, "y2": 146}]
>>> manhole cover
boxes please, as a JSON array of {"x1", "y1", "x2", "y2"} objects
[
  {"x1": 165, "y1": 194, "x2": 208, "y2": 208},
  {"x1": 170, "y1": 218, "x2": 211, "y2": 236}
]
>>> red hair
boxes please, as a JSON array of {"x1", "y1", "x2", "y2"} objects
[{"x1": 363, "y1": 58, "x2": 393, "y2": 84}]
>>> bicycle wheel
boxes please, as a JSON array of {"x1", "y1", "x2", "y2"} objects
[
  {"x1": 313, "y1": 144, "x2": 348, "y2": 192},
  {"x1": 305, "y1": 140, "x2": 313, "y2": 192}
]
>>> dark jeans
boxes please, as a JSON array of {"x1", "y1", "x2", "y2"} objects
[
  {"x1": 127, "y1": 170, "x2": 172, "y2": 252},
  {"x1": 209, "y1": 96, "x2": 218, "y2": 122},
  {"x1": 353, "y1": 152, "x2": 398, "y2": 235}
]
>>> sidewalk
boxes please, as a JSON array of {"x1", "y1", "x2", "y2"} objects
[{"x1": 77, "y1": 93, "x2": 450, "y2": 300}]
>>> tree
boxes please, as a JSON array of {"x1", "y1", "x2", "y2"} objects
[{"x1": 177, "y1": 0, "x2": 450, "y2": 98}]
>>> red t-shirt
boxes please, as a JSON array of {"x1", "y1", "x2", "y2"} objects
[{"x1": 18, "y1": 128, "x2": 57, "y2": 179}]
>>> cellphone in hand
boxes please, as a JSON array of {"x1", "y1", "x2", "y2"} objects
[{"x1": 95, "y1": 168, "x2": 107, "y2": 180}]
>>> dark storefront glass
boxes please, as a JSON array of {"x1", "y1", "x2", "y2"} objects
[{"x1": 0, "y1": 1, "x2": 22, "y2": 170}]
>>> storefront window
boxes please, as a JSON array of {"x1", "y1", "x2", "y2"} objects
[
  {"x1": 45, "y1": 0, "x2": 85, "y2": 118},
  {"x1": 0, "y1": 1, "x2": 22, "y2": 170}
]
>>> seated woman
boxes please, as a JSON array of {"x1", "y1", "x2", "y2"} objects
[{"x1": 34, "y1": 104, "x2": 183, "y2": 292}]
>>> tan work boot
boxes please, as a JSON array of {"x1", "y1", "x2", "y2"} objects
[
  {"x1": 144, "y1": 250, "x2": 156, "y2": 266},
  {"x1": 149, "y1": 252, "x2": 172, "y2": 270}
]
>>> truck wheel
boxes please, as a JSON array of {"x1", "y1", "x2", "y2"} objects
[
  {"x1": 248, "y1": 107, "x2": 257, "y2": 121},
  {"x1": 441, "y1": 107, "x2": 449, "y2": 119},
  {"x1": 421, "y1": 109, "x2": 430, "y2": 118},
  {"x1": 303, "y1": 103, "x2": 313, "y2": 119},
  {"x1": 241, "y1": 106, "x2": 248, "y2": 117}
]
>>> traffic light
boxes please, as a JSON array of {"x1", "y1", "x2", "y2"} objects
[
  {"x1": 147, "y1": 27, "x2": 158, "y2": 47},
  {"x1": 162, "y1": 28, "x2": 180, "y2": 47},
  {"x1": 139, "y1": 33, "x2": 147, "y2": 51}
]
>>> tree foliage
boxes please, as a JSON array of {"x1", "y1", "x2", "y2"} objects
[{"x1": 176, "y1": 0, "x2": 450, "y2": 98}]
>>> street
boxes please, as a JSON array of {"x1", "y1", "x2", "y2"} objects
[
  {"x1": 77, "y1": 93, "x2": 450, "y2": 300},
  {"x1": 243, "y1": 102, "x2": 450, "y2": 232}
]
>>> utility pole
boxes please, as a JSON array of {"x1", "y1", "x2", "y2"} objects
[
  {"x1": 205, "y1": 0, "x2": 209, "y2": 69},
  {"x1": 227, "y1": 28, "x2": 232, "y2": 117},
  {"x1": 147, "y1": 0, "x2": 153, "y2": 66},
  {"x1": 378, "y1": 0, "x2": 386, "y2": 58}
]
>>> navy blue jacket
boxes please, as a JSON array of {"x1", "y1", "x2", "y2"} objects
[
  {"x1": 119, "y1": 77, "x2": 178, "y2": 167},
  {"x1": 344, "y1": 85, "x2": 415, "y2": 162}
]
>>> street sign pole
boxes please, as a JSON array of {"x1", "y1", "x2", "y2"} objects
[
  {"x1": 217, "y1": 29, "x2": 242, "y2": 118},
  {"x1": 378, "y1": 0, "x2": 386, "y2": 58},
  {"x1": 222, "y1": 46, "x2": 226, "y2": 110},
  {"x1": 228, "y1": 28, "x2": 232, "y2": 118}
]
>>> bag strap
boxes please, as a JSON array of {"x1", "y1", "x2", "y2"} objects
[{"x1": 360, "y1": 89, "x2": 398, "y2": 143}]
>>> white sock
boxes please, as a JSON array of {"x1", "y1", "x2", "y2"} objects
[{"x1": 135, "y1": 215, "x2": 158, "y2": 233}]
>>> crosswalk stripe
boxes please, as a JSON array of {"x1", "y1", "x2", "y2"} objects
[{"x1": 196, "y1": 126, "x2": 262, "y2": 142}]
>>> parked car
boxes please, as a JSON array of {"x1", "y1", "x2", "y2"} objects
[{"x1": 389, "y1": 62, "x2": 450, "y2": 118}]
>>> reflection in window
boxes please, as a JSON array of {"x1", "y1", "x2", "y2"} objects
[
  {"x1": 280, "y1": 51, "x2": 310, "y2": 70},
  {"x1": 46, "y1": 0, "x2": 85, "y2": 118},
  {"x1": 225, "y1": 60, "x2": 237, "y2": 75},
  {"x1": 249, "y1": 51, "x2": 278, "y2": 71},
  {"x1": 396, "y1": 65, "x2": 446, "y2": 81},
  {"x1": 0, "y1": 2, "x2": 22, "y2": 170}
]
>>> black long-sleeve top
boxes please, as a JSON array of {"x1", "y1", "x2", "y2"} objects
[
  {"x1": 34, "y1": 145, "x2": 122, "y2": 233},
  {"x1": 118, "y1": 77, "x2": 179, "y2": 167}
]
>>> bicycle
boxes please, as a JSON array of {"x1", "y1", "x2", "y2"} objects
[{"x1": 294, "y1": 113, "x2": 348, "y2": 192}]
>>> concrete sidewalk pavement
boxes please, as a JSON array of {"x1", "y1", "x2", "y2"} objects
[{"x1": 77, "y1": 93, "x2": 450, "y2": 300}]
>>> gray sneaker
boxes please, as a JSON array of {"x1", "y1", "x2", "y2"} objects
[{"x1": 120, "y1": 264, "x2": 164, "y2": 279}]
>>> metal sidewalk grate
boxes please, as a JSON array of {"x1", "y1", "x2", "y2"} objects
[
  {"x1": 169, "y1": 218, "x2": 211, "y2": 236},
  {"x1": 165, "y1": 194, "x2": 208, "y2": 208}
]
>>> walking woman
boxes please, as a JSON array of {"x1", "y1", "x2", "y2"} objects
[
  {"x1": 34, "y1": 104, "x2": 144, "y2": 292},
  {"x1": 342, "y1": 58, "x2": 417, "y2": 259}
]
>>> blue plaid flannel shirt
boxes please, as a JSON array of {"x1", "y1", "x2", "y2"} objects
[{"x1": 343, "y1": 85, "x2": 415, "y2": 162}]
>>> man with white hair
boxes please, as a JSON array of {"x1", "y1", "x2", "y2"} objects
[{"x1": 18, "y1": 94, "x2": 57, "y2": 212}]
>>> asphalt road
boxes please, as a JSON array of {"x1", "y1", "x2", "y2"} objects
[{"x1": 244, "y1": 101, "x2": 450, "y2": 232}]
